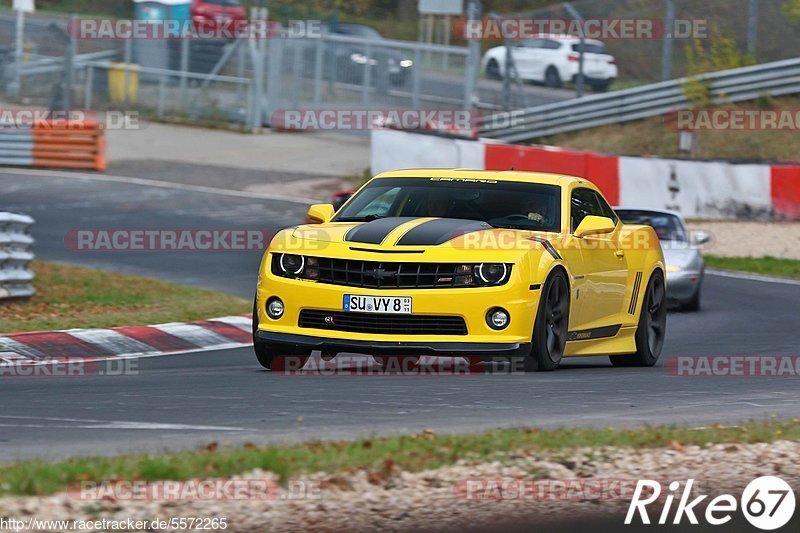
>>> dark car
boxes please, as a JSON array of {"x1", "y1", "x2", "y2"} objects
[{"x1": 317, "y1": 23, "x2": 414, "y2": 87}]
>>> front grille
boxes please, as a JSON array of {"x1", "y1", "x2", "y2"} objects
[
  {"x1": 299, "y1": 310, "x2": 468, "y2": 336},
  {"x1": 316, "y1": 259, "x2": 478, "y2": 289}
]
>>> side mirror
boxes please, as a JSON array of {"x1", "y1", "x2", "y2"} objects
[
  {"x1": 306, "y1": 204, "x2": 335, "y2": 224},
  {"x1": 692, "y1": 230, "x2": 711, "y2": 246},
  {"x1": 574, "y1": 215, "x2": 616, "y2": 238}
]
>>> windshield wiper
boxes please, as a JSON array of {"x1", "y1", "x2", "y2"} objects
[
  {"x1": 336, "y1": 214, "x2": 386, "y2": 222},
  {"x1": 489, "y1": 223, "x2": 531, "y2": 230}
]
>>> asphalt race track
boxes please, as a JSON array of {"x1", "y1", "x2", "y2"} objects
[{"x1": 1, "y1": 170, "x2": 799, "y2": 462}]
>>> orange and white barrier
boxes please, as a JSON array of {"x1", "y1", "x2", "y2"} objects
[
  {"x1": 0, "y1": 119, "x2": 106, "y2": 172},
  {"x1": 371, "y1": 129, "x2": 800, "y2": 220}
]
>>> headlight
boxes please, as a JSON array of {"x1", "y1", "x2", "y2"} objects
[
  {"x1": 666, "y1": 265, "x2": 682, "y2": 273},
  {"x1": 279, "y1": 254, "x2": 304, "y2": 276},
  {"x1": 474, "y1": 263, "x2": 509, "y2": 285},
  {"x1": 350, "y1": 53, "x2": 377, "y2": 66},
  {"x1": 350, "y1": 53, "x2": 368, "y2": 64},
  {"x1": 400, "y1": 59, "x2": 413, "y2": 68}
]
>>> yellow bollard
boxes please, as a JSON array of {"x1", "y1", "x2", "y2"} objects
[{"x1": 108, "y1": 62, "x2": 140, "y2": 105}]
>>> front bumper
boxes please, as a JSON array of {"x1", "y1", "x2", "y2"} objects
[
  {"x1": 256, "y1": 259, "x2": 539, "y2": 349},
  {"x1": 256, "y1": 331, "x2": 531, "y2": 358}
]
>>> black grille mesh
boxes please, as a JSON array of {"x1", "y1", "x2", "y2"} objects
[
  {"x1": 316, "y1": 258, "x2": 473, "y2": 289},
  {"x1": 299, "y1": 310, "x2": 468, "y2": 335}
]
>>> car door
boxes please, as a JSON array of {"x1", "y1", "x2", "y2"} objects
[
  {"x1": 569, "y1": 188, "x2": 628, "y2": 331},
  {"x1": 511, "y1": 39, "x2": 544, "y2": 81},
  {"x1": 538, "y1": 39, "x2": 564, "y2": 80}
]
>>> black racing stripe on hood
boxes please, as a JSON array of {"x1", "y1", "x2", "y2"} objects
[
  {"x1": 344, "y1": 217, "x2": 418, "y2": 245},
  {"x1": 396, "y1": 218, "x2": 493, "y2": 246}
]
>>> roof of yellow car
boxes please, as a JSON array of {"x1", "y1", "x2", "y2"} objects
[{"x1": 374, "y1": 168, "x2": 589, "y2": 186}]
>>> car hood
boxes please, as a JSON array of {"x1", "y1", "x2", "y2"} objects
[
  {"x1": 662, "y1": 245, "x2": 702, "y2": 269},
  {"x1": 283, "y1": 217, "x2": 553, "y2": 260},
  {"x1": 292, "y1": 217, "x2": 526, "y2": 245}
]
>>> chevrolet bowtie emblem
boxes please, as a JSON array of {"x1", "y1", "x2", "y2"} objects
[{"x1": 365, "y1": 268, "x2": 396, "y2": 280}]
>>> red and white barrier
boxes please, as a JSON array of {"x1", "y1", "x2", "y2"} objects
[{"x1": 371, "y1": 129, "x2": 800, "y2": 220}]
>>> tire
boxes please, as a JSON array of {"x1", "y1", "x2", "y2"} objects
[
  {"x1": 610, "y1": 270, "x2": 667, "y2": 367},
  {"x1": 590, "y1": 82, "x2": 611, "y2": 93},
  {"x1": 390, "y1": 71, "x2": 410, "y2": 88},
  {"x1": 524, "y1": 270, "x2": 570, "y2": 372},
  {"x1": 486, "y1": 59, "x2": 502, "y2": 80},
  {"x1": 544, "y1": 66, "x2": 562, "y2": 88},
  {"x1": 252, "y1": 298, "x2": 309, "y2": 371}
]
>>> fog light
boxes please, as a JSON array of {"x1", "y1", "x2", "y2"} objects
[
  {"x1": 266, "y1": 297, "x2": 284, "y2": 319},
  {"x1": 487, "y1": 308, "x2": 509, "y2": 330}
]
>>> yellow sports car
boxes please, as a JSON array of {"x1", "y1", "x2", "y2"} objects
[{"x1": 253, "y1": 169, "x2": 666, "y2": 372}]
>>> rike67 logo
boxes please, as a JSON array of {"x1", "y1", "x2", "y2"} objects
[{"x1": 626, "y1": 477, "x2": 796, "y2": 530}]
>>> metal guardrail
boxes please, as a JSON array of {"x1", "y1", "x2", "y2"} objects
[
  {"x1": 479, "y1": 58, "x2": 800, "y2": 142},
  {"x1": 0, "y1": 212, "x2": 35, "y2": 300},
  {"x1": 16, "y1": 49, "x2": 118, "y2": 76}
]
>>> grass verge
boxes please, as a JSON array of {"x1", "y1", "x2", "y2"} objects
[
  {"x1": 0, "y1": 261, "x2": 249, "y2": 334},
  {"x1": 1, "y1": 420, "x2": 798, "y2": 496},
  {"x1": 704, "y1": 255, "x2": 800, "y2": 280},
  {"x1": 538, "y1": 95, "x2": 800, "y2": 162}
]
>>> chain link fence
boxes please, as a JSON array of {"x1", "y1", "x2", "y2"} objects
[
  {"x1": 0, "y1": 11, "x2": 476, "y2": 131},
  {"x1": 2, "y1": 2, "x2": 796, "y2": 122},
  {"x1": 496, "y1": 0, "x2": 798, "y2": 86}
]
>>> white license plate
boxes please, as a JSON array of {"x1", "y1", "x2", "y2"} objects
[{"x1": 343, "y1": 295, "x2": 412, "y2": 314}]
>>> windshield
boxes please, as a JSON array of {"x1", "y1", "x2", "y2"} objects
[
  {"x1": 616, "y1": 209, "x2": 688, "y2": 242},
  {"x1": 335, "y1": 177, "x2": 562, "y2": 232},
  {"x1": 337, "y1": 25, "x2": 383, "y2": 39},
  {"x1": 571, "y1": 42, "x2": 610, "y2": 55}
]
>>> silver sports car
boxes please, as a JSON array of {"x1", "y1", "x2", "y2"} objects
[{"x1": 615, "y1": 208, "x2": 709, "y2": 311}]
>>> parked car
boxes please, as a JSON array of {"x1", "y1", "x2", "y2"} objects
[
  {"x1": 481, "y1": 34, "x2": 617, "y2": 92},
  {"x1": 615, "y1": 208, "x2": 709, "y2": 311},
  {"x1": 190, "y1": 0, "x2": 248, "y2": 37},
  {"x1": 317, "y1": 23, "x2": 414, "y2": 87}
]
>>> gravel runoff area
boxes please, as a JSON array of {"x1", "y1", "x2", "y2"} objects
[
  {"x1": 686, "y1": 221, "x2": 800, "y2": 260},
  {"x1": 1, "y1": 440, "x2": 797, "y2": 532}
]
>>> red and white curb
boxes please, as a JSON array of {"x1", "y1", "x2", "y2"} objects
[{"x1": 0, "y1": 315, "x2": 253, "y2": 367}]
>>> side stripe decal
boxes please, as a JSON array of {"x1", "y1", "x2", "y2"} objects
[
  {"x1": 567, "y1": 324, "x2": 622, "y2": 342},
  {"x1": 628, "y1": 272, "x2": 643, "y2": 315},
  {"x1": 528, "y1": 237, "x2": 562, "y2": 260}
]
